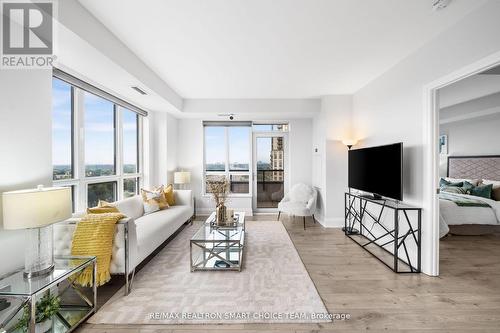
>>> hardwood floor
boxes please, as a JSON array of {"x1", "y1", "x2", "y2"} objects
[{"x1": 77, "y1": 215, "x2": 500, "y2": 332}]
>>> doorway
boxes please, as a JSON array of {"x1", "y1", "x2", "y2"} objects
[
  {"x1": 253, "y1": 132, "x2": 288, "y2": 212},
  {"x1": 424, "y1": 51, "x2": 500, "y2": 276}
]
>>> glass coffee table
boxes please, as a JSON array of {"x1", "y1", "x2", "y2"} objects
[{"x1": 190, "y1": 212, "x2": 245, "y2": 272}]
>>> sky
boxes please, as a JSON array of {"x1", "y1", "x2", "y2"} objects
[
  {"x1": 52, "y1": 78, "x2": 138, "y2": 166},
  {"x1": 204, "y1": 127, "x2": 276, "y2": 168},
  {"x1": 205, "y1": 126, "x2": 252, "y2": 167}
]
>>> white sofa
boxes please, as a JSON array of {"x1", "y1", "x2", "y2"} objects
[
  {"x1": 54, "y1": 190, "x2": 193, "y2": 294},
  {"x1": 277, "y1": 183, "x2": 317, "y2": 229}
]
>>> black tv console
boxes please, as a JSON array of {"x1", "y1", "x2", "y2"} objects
[{"x1": 344, "y1": 192, "x2": 422, "y2": 273}]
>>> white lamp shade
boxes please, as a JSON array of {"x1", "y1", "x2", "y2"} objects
[
  {"x1": 2, "y1": 186, "x2": 72, "y2": 230},
  {"x1": 174, "y1": 171, "x2": 191, "y2": 184}
]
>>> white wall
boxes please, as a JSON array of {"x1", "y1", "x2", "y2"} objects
[
  {"x1": 351, "y1": 0, "x2": 500, "y2": 275},
  {"x1": 0, "y1": 69, "x2": 52, "y2": 275},
  {"x1": 177, "y1": 117, "x2": 313, "y2": 215},
  {"x1": 146, "y1": 111, "x2": 179, "y2": 187},
  {"x1": 438, "y1": 74, "x2": 500, "y2": 108},
  {"x1": 440, "y1": 113, "x2": 500, "y2": 177},
  {"x1": 312, "y1": 95, "x2": 352, "y2": 227}
]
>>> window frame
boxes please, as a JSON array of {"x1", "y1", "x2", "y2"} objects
[
  {"x1": 52, "y1": 77, "x2": 143, "y2": 212},
  {"x1": 203, "y1": 125, "x2": 252, "y2": 197}
]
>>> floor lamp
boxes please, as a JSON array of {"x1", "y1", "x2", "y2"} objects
[{"x1": 342, "y1": 139, "x2": 359, "y2": 235}]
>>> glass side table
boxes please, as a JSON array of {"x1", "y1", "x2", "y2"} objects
[{"x1": 0, "y1": 256, "x2": 96, "y2": 333}]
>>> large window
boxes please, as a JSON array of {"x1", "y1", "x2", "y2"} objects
[
  {"x1": 52, "y1": 78, "x2": 73, "y2": 180},
  {"x1": 122, "y1": 108, "x2": 139, "y2": 174},
  {"x1": 204, "y1": 124, "x2": 251, "y2": 195},
  {"x1": 52, "y1": 75, "x2": 143, "y2": 211},
  {"x1": 84, "y1": 92, "x2": 116, "y2": 177}
]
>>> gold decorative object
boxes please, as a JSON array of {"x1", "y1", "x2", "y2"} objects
[{"x1": 206, "y1": 176, "x2": 230, "y2": 225}]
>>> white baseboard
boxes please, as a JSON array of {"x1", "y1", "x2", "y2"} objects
[{"x1": 316, "y1": 216, "x2": 344, "y2": 228}]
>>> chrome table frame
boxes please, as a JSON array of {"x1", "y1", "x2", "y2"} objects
[
  {"x1": 0, "y1": 256, "x2": 97, "y2": 333},
  {"x1": 190, "y1": 212, "x2": 245, "y2": 272}
]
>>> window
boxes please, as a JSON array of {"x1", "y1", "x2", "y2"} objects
[
  {"x1": 253, "y1": 123, "x2": 289, "y2": 132},
  {"x1": 84, "y1": 92, "x2": 116, "y2": 177},
  {"x1": 205, "y1": 126, "x2": 225, "y2": 171},
  {"x1": 122, "y1": 108, "x2": 139, "y2": 174},
  {"x1": 52, "y1": 78, "x2": 73, "y2": 180},
  {"x1": 204, "y1": 124, "x2": 251, "y2": 195},
  {"x1": 88, "y1": 181, "x2": 117, "y2": 208},
  {"x1": 228, "y1": 127, "x2": 250, "y2": 171},
  {"x1": 52, "y1": 73, "x2": 144, "y2": 211},
  {"x1": 123, "y1": 178, "x2": 138, "y2": 198}
]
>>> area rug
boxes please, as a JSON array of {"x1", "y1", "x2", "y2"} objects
[{"x1": 89, "y1": 220, "x2": 330, "y2": 324}]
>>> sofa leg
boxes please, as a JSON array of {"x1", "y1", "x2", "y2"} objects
[
  {"x1": 124, "y1": 268, "x2": 136, "y2": 296},
  {"x1": 312, "y1": 214, "x2": 316, "y2": 224},
  {"x1": 303, "y1": 216, "x2": 306, "y2": 230},
  {"x1": 277, "y1": 211, "x2": 281, "y2": 221},
  {"x1": 125, "y1": 272, "x2": 129, "y2": 296}
]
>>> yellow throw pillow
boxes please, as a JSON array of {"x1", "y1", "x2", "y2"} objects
[
  {"x1": 87, "y1": 206, "x2": 119, "y2": 214},
  {"x1": 141, "y1": 187, "x2": 169, "y2": 214},
  {"x1": 98, "y1": 200, "x2": 114, "y2": 207},
  {"x1": 163, "y1": 184, "x2": 176, "y2": 206}
]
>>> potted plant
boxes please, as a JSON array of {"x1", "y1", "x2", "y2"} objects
[
  {"x1": 15, "y1": 291, "x2": 60, "y2": 333},
  {"x1": 206, "y1": 176, "x2": 230, "y2": 225}
]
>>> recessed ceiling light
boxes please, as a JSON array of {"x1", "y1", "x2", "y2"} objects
[
  {"x1": 432, "y1": 0, "x2": 451, "y2": 11},
  {"x1": 131, "y1": 86, "x2": 147, "y2": 95}
]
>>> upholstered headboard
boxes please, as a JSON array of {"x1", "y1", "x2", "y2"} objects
[{"x1": 447, "y1": 155, "x2": 500, "y2": 181}]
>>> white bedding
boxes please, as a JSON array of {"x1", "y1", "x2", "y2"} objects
[{"x1": 439, "y1": 193, "x2": 500, "y2": 238}]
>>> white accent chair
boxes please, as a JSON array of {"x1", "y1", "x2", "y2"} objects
[{"x1": 277, "y1": 183, "x2": 317, "y2": 229}]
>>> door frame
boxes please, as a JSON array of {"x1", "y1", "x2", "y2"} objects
[
  {"x1": 423, "y1": 50, "x2": 500, "y2": 276},
  {"x1": 252, "y1": 132, "x2": 289, "y2": 213}
]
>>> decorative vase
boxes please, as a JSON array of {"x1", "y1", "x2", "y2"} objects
[
  {"x1": 216, "y1": 204, "x2": 227, "y2": 226},
  {"x1": 36, "y1": 319, "x2": 52, "y2": 333}
]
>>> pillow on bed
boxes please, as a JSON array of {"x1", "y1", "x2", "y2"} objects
[
  {"x1": 441, "y1": 186, "x2": 467, "y2": 195},
  {"x1": 445, "y1": 177, "x2": 481, "y2": 187},
  {"x1": 462, "y1": 181, "x2": 475, "y2": 192},
  {"x1": 481, "y1": 180, "x2": 500, "y2": 201},
  {"x1": 440, "y1": 178, "x2": 463, "y2": 188},
  {"x1": 467, "y1": 183, "x2": 493, "y2": 199}
]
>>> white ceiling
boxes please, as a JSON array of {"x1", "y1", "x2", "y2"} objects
[{"x1": 78, "y1": 0, "x2": 486, "y2": 99}]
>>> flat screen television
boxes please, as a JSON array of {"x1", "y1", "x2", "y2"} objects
[{"x1": 348, "y1": 143, "x2": 403, "y2": 201}]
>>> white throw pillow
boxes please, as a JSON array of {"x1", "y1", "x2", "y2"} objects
[
  {"x1": 114, "y1": 196, "x2": 144, "y2": 219},
  {"x1": 141, "y1": 189, "x2": 166, "y2": 215},
  {"x1": 289, "y1": 183, "x2": 313, "y2": 203}
]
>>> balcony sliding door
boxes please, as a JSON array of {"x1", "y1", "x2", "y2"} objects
[{"x1": 253, "y1": 133, "x2": 287, "y2": 211}]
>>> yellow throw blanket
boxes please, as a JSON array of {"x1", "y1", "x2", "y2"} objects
[{"x1": 71, "y1": 212, "x2": 125, "y2": 287}]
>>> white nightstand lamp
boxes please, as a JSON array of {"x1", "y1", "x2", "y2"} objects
[
  {"x1": 2, "y1": 185, "x2": 72, "y2": 278},
  {"x1": 174, "y1": 171, "x2": 191, "y2": 190}
]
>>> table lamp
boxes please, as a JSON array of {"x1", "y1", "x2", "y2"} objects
[
  {"x1": 174, "y1": 171, "x2": 191, "y2": 190},
  {"x1": 2, "y1": 185, "x2": 72, "y2": 278}
]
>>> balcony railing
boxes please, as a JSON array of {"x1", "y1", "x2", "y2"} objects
[
  {"x1": 224, "y1": 170, "x2": 284, "y2": 208},
  {"x1": 256, "y1": 169, "x2": 284, "y2": 208}
]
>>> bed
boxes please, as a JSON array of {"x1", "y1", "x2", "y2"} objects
[{"x1": 439, "y1": 155, "x2": 500, "y2": 237}]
